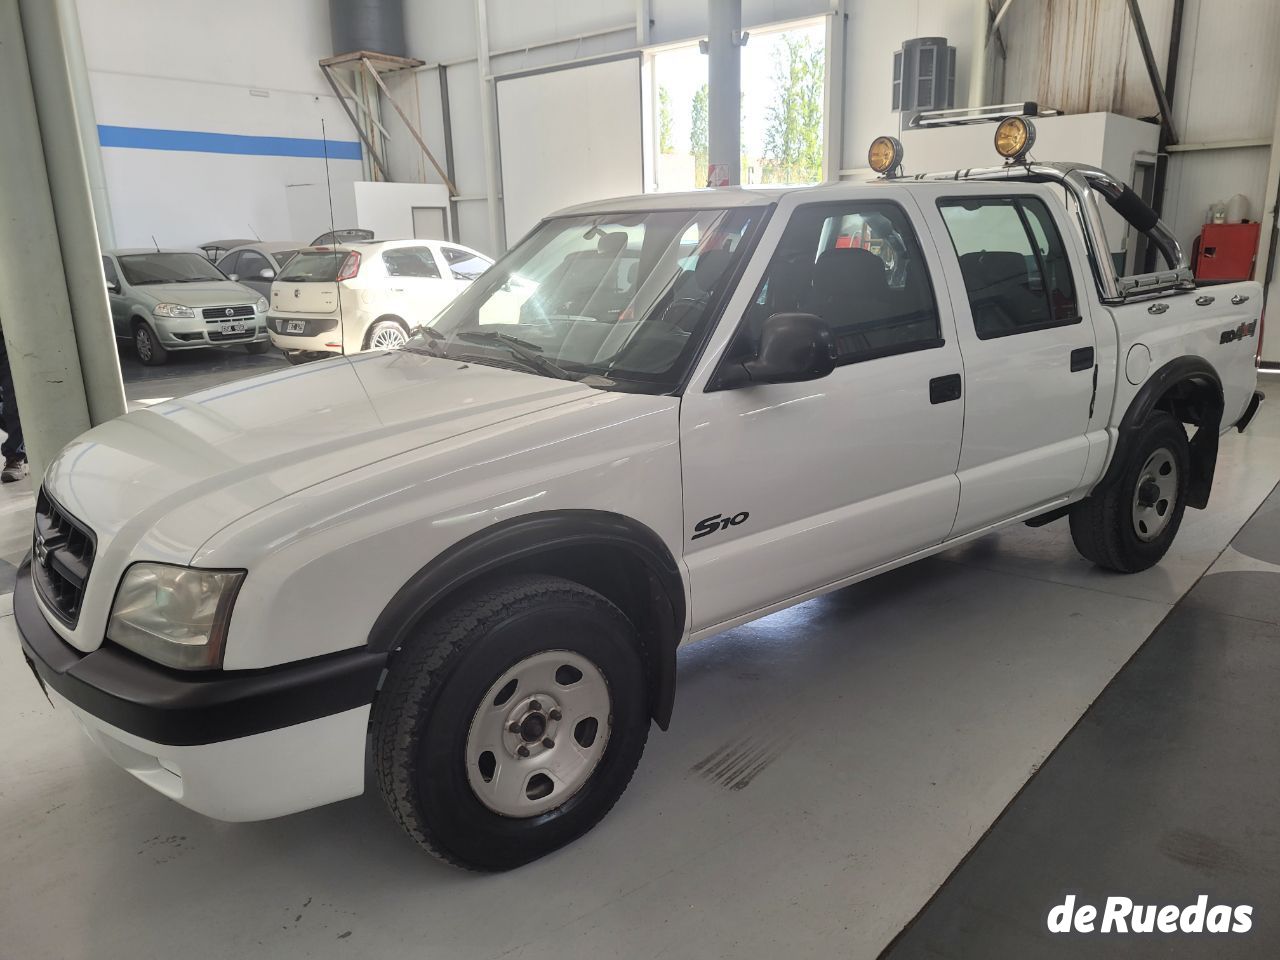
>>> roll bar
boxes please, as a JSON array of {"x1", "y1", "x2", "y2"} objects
[{"x1": 912, "y1": 162, "x2": 1195, "y2": 304}]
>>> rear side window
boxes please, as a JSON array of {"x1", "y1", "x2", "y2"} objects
[
  {"x1": 442, "y1": 246, "x2": 491, "y2": 281},
  {"x1": 737, "y1": 200, "x2": 942, "y2": 364},
  {"x1": 383, "y1": 247, "x2": 441, "y2": 279},
  {"x1": 938, "y1": 196, "x2": 1080, "y2": 340}
]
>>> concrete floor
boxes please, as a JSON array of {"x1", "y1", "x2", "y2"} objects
[{"x1": 2, "y1": 356, "x2": 1279, "y2": 960}]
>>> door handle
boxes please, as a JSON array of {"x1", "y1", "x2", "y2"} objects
[
  {"x1": 1148, "y1": 302, "x2": 1169, "y2": 315},
  {"x1": 1196, "y1": 295, "x2": 1216, "y2": 306},
  {"x1": 1070, "y1": 346, "x2": 1095, "y2": 372},
  {"x1": 929, "y1": 373, "x2": 962, "y2": 404},
  {"x1": 1232, "y1": 293, "x2": 1251, "y2": 305}
]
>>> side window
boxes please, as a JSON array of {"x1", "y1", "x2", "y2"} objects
[
  {"x1": 102, "y1": 256, "x2": 120, "y2": 287},
  {"x1": 738, "y1": 200, "x2": 942, "y2": 364},
  {"x1": 216, "y1": 252, "x2": 240, "y2": 277},
  {"x1": 383, "y1": 246, "x2": 441, "y2": 279},
  {"x1": 237, "y1": 251, "x2": 271, "y2": 279},
  {"x1": 939, "y1": 196, "x2": 1080, "y2": 339},
  {"x1": 442, "y1": 246, "x2": 492, "y2": 281}
]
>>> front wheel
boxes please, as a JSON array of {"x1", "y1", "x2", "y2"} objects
[
  {"x1": 133, "y1": 321, "x2": 168, "y2": 365},
  {"x1": 244, "y1": 340, "x2": 271, "y2": 355},
  {"x1": 1069, "y1": 411, "x2": 1190, "y2": 572},
  {"x1": 372, "y1": 574, "x2": 649, "y2": 871}
]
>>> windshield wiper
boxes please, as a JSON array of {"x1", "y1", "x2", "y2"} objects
[{"x1": 454, "y1": 331, "x2": 574, "y2": 380}]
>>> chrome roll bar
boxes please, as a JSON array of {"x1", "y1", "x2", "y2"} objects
[{"x1": 912, "y1": 161, "x2": 1194, "y2": 304}]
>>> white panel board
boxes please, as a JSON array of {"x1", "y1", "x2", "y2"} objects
[{"x1": 496, "y1": 56, "x2": 644, "y2": 242}]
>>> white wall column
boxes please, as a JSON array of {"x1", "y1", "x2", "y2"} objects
[{"x1": 707, "y1": 0, "x2": 742, "y2": 186}]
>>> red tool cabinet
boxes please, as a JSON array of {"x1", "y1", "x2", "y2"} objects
[{"x1": 1193, "y1": 222, "x2": 1261, "y2": 282}]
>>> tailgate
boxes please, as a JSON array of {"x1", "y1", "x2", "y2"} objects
[{"x1": 271, "y1": 280, "x2": 338, "y2": 314}]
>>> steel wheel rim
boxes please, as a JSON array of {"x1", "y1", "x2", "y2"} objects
[
  {"x1": 371, "y1": 326, "x2": 407, "y2": 350},
  {"x1": 136, "y1": 327, "x2": 152, "y2": 360},
  {"x1": 1132, "y1": 446, "x2": 1178, "y2": 542},
  {"x1": 464, "y1": 650, "x2": 612, "y2": 818}
]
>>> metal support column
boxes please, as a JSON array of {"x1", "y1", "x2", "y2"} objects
[
  {"x1": 822, "y1": 0, "x2": 847, "y2": 181},
  {"x1": 0, "y1": 0, "x2": 122, "y2": 480},
  {"x1": 475, "y1": 0, "x2": 506, "y2": 253},
  {"x1": 707, "y1": 0, "x2": 743, "y2": 186},
  {"x1": 55, "y1": 0, "x2": 113, "y2": 249}
]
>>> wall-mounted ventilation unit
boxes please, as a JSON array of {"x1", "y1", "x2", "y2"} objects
[{"x1": 893, "y1": 38, "x2": 957, "y2": 113}]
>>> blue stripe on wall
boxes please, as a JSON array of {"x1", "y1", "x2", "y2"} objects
[{"x1": 97, "y1": 124, "x2": 362, "y2": 161}]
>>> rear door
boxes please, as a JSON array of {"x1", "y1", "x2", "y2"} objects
[
  {"x1": 381, "y1": 245, "x2": 455, "y2": 325},
  {"x1": 924, "y1": 189, "x2": 1102, "y2": 534}
]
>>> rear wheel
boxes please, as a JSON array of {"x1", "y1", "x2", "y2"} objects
[
  {"x1": 366, "y1": 319, "x2": 408, "y2": 351},
  {"x1": 133, "y1": 321, "x2": 168, "y2": 365},
  {"x1": 1070, "y1": 411, "x2": 1190, "y2": 572},
  {"x1": 372, "y1": 574, "x2": 649, "y2": 871}
]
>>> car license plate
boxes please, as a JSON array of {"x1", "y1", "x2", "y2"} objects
[
  {"x1": 221, "y1": 321, "x2": 246, "y2": 335},
  {"x1": 285, "y1": 320, "x2": 306, "y2": 333}
]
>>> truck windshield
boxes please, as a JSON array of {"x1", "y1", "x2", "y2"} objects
[{"x1": 412, "y1": 207, "x2": 765, "y2": 393}]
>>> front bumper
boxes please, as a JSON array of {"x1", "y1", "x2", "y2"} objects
[
  {"x1": 152, "y1": 313, "x2": 270, "y2": 349},
  {"x1": 14, "y1": 559, "x2": 384, "y2": 820}
]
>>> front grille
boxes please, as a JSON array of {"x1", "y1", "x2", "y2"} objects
[
  {"x1": 32, "y1": 488, "x2": 97, "y2": 627},
  {"x1": 202, "y1": 304, "x2": 256, "y2": 320}
]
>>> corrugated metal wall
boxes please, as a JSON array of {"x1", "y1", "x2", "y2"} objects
[{"x1": 1001, "y1": 0, "x2": 1280, "y2": 256}]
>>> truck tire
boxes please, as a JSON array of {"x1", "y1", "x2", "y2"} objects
[
  {"x1": 1069, "y1": 411, "x2": 1191, "y2": 573},
  {"x1": 133, "y1": 320, "x2": 169, "y2": 366},
  {"x1": 372, "y1": 574, "x2": 650, "y2": 871}
]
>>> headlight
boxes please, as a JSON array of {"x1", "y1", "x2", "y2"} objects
[
  {"x1": 256, "y1": 297, "x2": 269, "y2": 313},
  {"x1": 107, "y1": 563, "x2": 245, "y2": 670},
  {"x1": 153, "y1": 303, "x2": 196, "y2": 319}
]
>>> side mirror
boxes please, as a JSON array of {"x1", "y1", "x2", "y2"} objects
[
  {"x1": 105, "y1": 279, "x2": 119, "y2": 294},
  {"x1": 717, "y1": 313, "x2": 836, "y2": 389},
  {"x1": 259, "y1": 268, "x2": 276, "y2": 280}
]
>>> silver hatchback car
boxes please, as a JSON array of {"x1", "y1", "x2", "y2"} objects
[{"x1": 103, "y1": 249, "x2": 272, "y2": 365}]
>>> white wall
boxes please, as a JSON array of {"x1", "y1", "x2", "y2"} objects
[{"x1": 75, "y1": 0, "x2": 361, "y2": 249}]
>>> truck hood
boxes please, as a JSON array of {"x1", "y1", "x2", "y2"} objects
[
  {"x1": 42, "y1": 352, "x2": 596, "y2": 568},
  {"x1": 134, "y1": 280, "x2": 260, "y2": 305}
]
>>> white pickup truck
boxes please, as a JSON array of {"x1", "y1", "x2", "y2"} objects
[{"x1": 17, "y1": 151, "x2": 1262, "y2": 871}]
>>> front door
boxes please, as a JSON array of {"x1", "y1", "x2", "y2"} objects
[
  {"x1": 925, "y1": 190, "x2": 1101, "y2": 534},
  {"x1": 102, "y1": 256, "x2": 129, "y2": 336},
  {"x1": 680, "y1": 192, "x2": 965, "y2": 634}
]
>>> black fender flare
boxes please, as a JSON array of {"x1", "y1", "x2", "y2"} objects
[
  {"x1": 1098, "y1": 356, "x2": 1223, "y2": 509},
  {"x1": 367, "y1": 509, "x2": 686, "y2": 728}
]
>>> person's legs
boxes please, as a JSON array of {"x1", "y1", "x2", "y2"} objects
[{"x1": 0, "y1": 337, "x2": 26, "y2": 482}]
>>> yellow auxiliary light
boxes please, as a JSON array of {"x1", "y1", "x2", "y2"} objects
[
  {"x1": 868, "y1": 136, "x2": 904, "y2": 176},
  {"x1": 994, "y1": 116, "x2": 1036, "y2": 162}
]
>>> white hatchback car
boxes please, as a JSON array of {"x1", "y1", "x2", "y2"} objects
[{"x1": 267, "y1": 239, "x2": 492, "y2": 363}]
